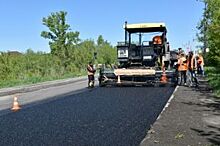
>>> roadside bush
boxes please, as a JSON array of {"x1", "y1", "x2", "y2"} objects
[
  {"x1": 0, "y1": 36, "x2": 117, "y2": 88},
  {"x1": 205, "y1": 67, "x2": 220, "y2": 97}
]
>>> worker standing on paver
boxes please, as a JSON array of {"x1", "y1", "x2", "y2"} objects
[
  {"x1": 87, "y1": 61, "x2": 96, "y2": 88},
  {"x1": 177, "y1": 52, "x2": 188, "y2": 85}
]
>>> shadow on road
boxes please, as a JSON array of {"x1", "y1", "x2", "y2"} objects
[
  {"x1": 181, "y1": 79, "x2": 220, "y2": 146},
  {"x1": 191, "y1": 125, "x2": 220, "y2": 145}
]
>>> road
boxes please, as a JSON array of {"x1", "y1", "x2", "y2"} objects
[{"x1": 0, "y1": 79, "x2": 175, "y2": 146}]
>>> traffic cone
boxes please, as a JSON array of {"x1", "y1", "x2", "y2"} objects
[
  {"x1": 11, "y1": 96, "x2": 21, "y2": 111},
  {"x1": 160, "y1": 66, "x2": 167, "y2": 83}
]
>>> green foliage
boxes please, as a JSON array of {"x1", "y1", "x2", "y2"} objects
[
  {"x1": 0, "y1": 50, "x2": 87, "y2": 88},
  {"x1": 0, "y1": 36, "x2": 117, "y2": 88},
  {"x1": 198, "y1": 1, "x2": 220, "y2": 96},
  {"x1": 0, "y1": 12, "x2": 117, "y2": 88},
  {"x1": 205, "y1": 67, "x2": 220, "y2": 97},
  {"x1": 97, "y1": 35, "x2": 105, "y2": 46},
  {"x1": 41, "y1": 11, "x2": 80, "y2": 68},
  {"x1": 205, "y1": 0, "x2": 220, "y2": 67},
  {"x1": 197, "y1": 0, "x2": 220, "y2": 66},
  {"x1": 96, "y1": 35, "x2": 117, "y2": 65},
  {"x1": 0, "y1": 38, "x2": 117, "y2": 88}
]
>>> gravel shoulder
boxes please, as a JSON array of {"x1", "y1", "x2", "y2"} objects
[
  {"x1": 0, "y1": 77, "x2": 88, "y2": 115},
  {"x1": 0, "y1": 76, "x2": 87, "y2": 96},
  {"x1": 140, "y1": 78, "x2": 220, "y2": 146}
]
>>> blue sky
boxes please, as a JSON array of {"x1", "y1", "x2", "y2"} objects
[{"x1": 0, "y1": 0, "x2": 204, "y2": 53}]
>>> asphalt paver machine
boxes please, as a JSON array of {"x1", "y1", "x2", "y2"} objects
[{"x1": 99, "y1": 22, "x2": 178, "y2": 87}]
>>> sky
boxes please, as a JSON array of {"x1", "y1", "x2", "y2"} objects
[{"x1": 0, "y1": 0, "x2": 204, "y2": 53}]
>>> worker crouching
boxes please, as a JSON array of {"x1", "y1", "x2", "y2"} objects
[{"x1": 87, "y1": 62, "x2": 96, "y2": 88}]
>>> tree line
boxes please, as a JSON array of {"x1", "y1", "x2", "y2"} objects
[
  {"x1": 197, "y1": 0, "x2": 220, "y2": 96},
  {"x1": 0, "y1": 11, "x2": 117, "y2": 88}
]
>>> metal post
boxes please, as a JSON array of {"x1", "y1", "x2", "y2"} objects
[
  {"x1": 129, "y1": 33, "x2": 131, "y2": 46},
  {"x1": 117, "y1": 75, "x2": 121, "y2": 83},
  {"x1": 125, "y1": 21, "x2": 127, "y2": 44},
  {"x1": 139, "y1": 33, "x2": 142, "y2": 45}
]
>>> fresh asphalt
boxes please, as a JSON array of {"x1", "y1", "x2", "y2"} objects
[{"x1": 0, "y1": 80, "x2": 175, "y2": 146}]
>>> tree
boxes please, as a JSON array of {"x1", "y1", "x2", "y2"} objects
[
  {"x1": 41, "y1": 11, "x2": 80, "y2": 68},
  {"x1": 197, "y1": 0, "x2": 220, "y2": 66},
  {"x1": 206, "y1": 0, "x2": 220, "y2": 66},
  {"x1": 97, "y1": 35, "x2": 104, "y2": 46},
  {"x1": 197, "y1": 0, "x2": 208, "y2": 52},
  {"x1": 26, "y1": 48, "x2": 35, "y2": 54},
  {"x1": 95, "y1": 36, "x2": 117, "y2": 65}
]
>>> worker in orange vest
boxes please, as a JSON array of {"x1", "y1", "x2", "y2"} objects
[
  {"x1": 177, "y1": 48, "x2": 183, "y2": 59},
  {"x1": 197, "y1": 53, "x2": 205, "y2": 76},
  {"x1": 177, "y1": 52, "x2": 188, "y2": 85},
  {"x1": 187, "y1": 51, "x2": 198, "y2": 87},
  {"x1": 87, "y1": 62, "x2": 96, "y2": 88}
]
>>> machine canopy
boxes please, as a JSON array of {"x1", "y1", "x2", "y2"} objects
[{"x1": 124, "y1": 23, "x2": 166, "y2": 33}]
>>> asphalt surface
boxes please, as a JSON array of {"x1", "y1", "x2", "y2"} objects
[{"x1": 0, "y1": 84, "x2": 175, "y2": 146}]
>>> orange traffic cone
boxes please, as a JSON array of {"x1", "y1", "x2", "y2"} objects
[
  {"x1": 11, "y1": 96, "x2": 21, "y2": 111},
  {"x1": 160, "y1": 66, "x2": 167, "y2": 83}
]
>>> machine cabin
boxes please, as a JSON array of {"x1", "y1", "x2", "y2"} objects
[{"x1": 117, "y1": 22, "x2": 169, "y2": 69}]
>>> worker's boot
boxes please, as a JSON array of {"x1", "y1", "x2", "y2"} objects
[{"x1": 89, "y1": 81, "x2": 94, "y2": 88}]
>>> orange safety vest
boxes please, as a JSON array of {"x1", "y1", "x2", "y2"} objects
[
  {"x1": 197, "y1": 55, "x2": 204, "y2": 66},
  {"x1": 87, "y1": 65, "x2": 95, "y2": 75},
  {"x1": 187, "y1": 55, "x2": 196, "y2": 70},
  {"x1": 178, "y1": 56, "x2": 187, "y2": 71}
]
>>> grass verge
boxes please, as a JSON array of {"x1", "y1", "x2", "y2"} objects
[
  {"x1": 205, "y1": 67, "x2": 220, "y2": 98},
  {"x1": 0, "y1": 71, "x2": 87, "y2": 89}
]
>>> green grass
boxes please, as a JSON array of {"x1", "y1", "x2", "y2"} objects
[
  {"x1": 205, "y1": 67, "x2": 220, "y2": 97},
  {"x1": 0, "y1": 71, "x2": 87, "y2": 89}
]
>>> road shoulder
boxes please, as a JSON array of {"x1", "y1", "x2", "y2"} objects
[
  {"x1": 0, "y1": 76, "x2": 87, "y2": 96},
  {"x1": 140, "y1": 79, "x2": 220, "y2": 146}
]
